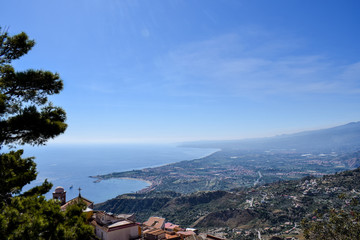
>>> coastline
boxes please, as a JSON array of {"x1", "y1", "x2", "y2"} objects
[
  {"x1": 92, "y1": 176, "x2": 152, "y2": 186},
  {"x1": 91, "y1": 147, "x2": 220, "y2": 195},
  {"x1": 23, "y1": 144, "x2": 219, "y2": 203},
  {"x1": 117, "y1": 177, "x2": 153, "y2": 186},
  {"x1": 93, "y1": 176, "x2": 156, "y2": 194},
  {"x1": 118, "y1": 177, "x2": 155, "y2": 194}
]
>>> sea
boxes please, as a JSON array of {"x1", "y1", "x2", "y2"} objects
[{"x1": 16, "y1": 143, "x2": 217, "y2": 203}]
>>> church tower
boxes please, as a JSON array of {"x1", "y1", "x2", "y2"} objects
[{"x1": 53, "y1": 186, "x2": 66, "y2": 205}]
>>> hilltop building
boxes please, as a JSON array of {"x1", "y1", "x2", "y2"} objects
[
  {"x1": 143, "y1": 217, "x2": 166, "y2": 229},
  {"x1": 164, "y1": 223, "x2": 180, "y2": 232},
  {"x1": 53, "y1": 186, "x2": 94, "y2": 213},
  {"x1": 91, "y1": 211, "x2": 140, "y2": 240},
  {"x1": 142, "y1": 217, "x2": 199, "y2": 240},
  {"x1": 60, "y1": 194, "x2": 94, "y2": 212},
  {"x1": 143, "y1": 228, "x2": 166, "y2": 240},
  {"x1": 52, "y1": 186, "x2": 66, "y2": 205}
]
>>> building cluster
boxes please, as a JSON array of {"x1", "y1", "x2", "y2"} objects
[{"x1": 53, "y1": 186, "x2": 224, "y2": 240}]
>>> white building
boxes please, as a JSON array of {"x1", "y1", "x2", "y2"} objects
[{"x1": 91, "y1": 212, "x2": 140, "y2": 240}]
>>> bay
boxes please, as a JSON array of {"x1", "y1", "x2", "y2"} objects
[{"x1": 19, "y1": 143, "x2": 217, "y2": 203}]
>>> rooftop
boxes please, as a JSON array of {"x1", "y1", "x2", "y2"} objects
[
  {"x1": 144, "y1": 216, "x2": 165, "y2": 229},
  {"x1": 60, "y1": 195, "x2": 93, "y2": 211}
]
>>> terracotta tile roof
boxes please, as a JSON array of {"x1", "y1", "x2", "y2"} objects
[
  {"x1": 143, "y1": 217, "x2": 165, "y2": 229},
  {"x1": 60, "y1": 196, "x2": 93, "y2": 211},
  {"x1": 147, "y1": 229, "x2": 165, "y2": 235},
  {"x1": 165, "y1": 233, "x2": 181, "y2": 240},
  {"x1": 173, "y1": 227, "x2": 183, "y2": 232},
  {"x1": 144, "y1": 228, "x2": 166, "y2": 239},
  {"x1": 177, "y1": 231, "x2": 196, "y2": 236},
  {"x1": 165, "y1": 222, "x2": 180, "y2": 230}
]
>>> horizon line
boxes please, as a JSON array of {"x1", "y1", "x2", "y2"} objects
[{"x1": 42, "y1": 120, "x2": 358, "y2": 145}]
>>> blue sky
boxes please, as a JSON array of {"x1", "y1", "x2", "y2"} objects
[{"x1": 1, "y1": 0, "x2": 360, "y2": 143}]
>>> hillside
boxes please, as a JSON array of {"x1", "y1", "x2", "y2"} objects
[
  {"x1": 94, "y1": 122, "x2": 360, "y2": 239},
  {"x1": 181, "y1": 121, "x2": 360, "y2": 152},
  {"x1": 95, "y1": 167, "x2": 360, "y2": 239},
  {"x1": 92, "y1": 149, "x2": 360, "y2": 194},
  {"x1": 92, "y1": 122, "x2": 360, "y2": 195}
]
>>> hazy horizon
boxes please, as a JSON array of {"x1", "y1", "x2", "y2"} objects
[{"x1": 40, "y1": 120, "x2": 358, "y2": 145}]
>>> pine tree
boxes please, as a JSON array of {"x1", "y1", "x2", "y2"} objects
[{"x1": 0, "y1": 27, "x2": 94, "y2": 239}]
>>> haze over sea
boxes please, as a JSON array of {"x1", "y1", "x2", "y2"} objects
[{"x1": 20, "y1": 144, "x2": 217, "y2": 203}]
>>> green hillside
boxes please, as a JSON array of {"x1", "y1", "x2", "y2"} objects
[
  {"x1": 94, "y1": 122, "x2": 360, "y2": 239},
  {"x1": 92, "y1": 150, "x2": 360, "y2": 194},
  {"x1": 95, "y1": 167, "x2": 360, "y2": 239}
]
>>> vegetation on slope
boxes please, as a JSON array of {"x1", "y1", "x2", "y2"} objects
[
  {"x1": 93, "y1": 150, "x2": 360, "y2": 194},
  {"x1": 96, "y1": 167, "x2": 360, "y2": 239}
]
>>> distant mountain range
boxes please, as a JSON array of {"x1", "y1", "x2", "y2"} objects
[{"x1": 182, "y1": 121, "x2": 360, "y2": 152}]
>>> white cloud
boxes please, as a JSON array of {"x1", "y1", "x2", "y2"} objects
[
  {"x1": 154, "y1": 33, "x2": 360, "y2": 97},
  {"x1": 340, "y1": 62, "x2": 360, "y2": 81}
]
